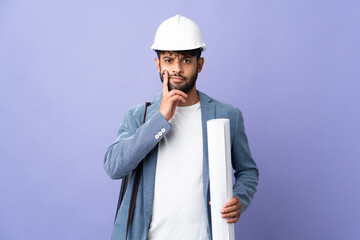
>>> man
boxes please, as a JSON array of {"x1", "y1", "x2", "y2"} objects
[{"x1": 104, "y1": 15, "x2": 258, "y2": 240}]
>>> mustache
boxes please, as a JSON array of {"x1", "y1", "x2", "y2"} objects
[{"x1": 168, "y1": 74, "x2": 186, "y2": 80}]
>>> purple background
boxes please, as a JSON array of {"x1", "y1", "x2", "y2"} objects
[{"x1": 1, "y1": 0, "x2": 359, "y2": 239}]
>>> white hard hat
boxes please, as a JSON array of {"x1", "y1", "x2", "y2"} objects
[{"x1": 151, "y1": 14, "x2": 206, "y2": 52}]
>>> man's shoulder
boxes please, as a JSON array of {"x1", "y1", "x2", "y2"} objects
[
  {"x1": 127, "y1": 102, "x2": 145, "y2": 112},
  {"x1": 199, "y1": 91, "x2": 242, "y2": 116},
  {"x1": 124, "y1": 92, "x2": 162, "y2": 119}
]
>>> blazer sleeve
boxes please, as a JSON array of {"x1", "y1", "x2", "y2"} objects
[
  {"x1": 104, "y1": 109, "x2": 172, "y2": 179},
  {"x1": 231, "y1": 109, "x2": 259, "y2": 215}
]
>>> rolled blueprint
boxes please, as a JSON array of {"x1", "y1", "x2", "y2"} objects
[{"x1": 207, "y1": 119, "x2": 235, "y2": 240}]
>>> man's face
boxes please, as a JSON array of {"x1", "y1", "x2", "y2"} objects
[{"x1": 155, "y1": 51, "x2": 204, "y2": 93}]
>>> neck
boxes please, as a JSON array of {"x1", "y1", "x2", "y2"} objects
[{"x1": 178, "y1": 85, "x2": 199, "y2": 106}]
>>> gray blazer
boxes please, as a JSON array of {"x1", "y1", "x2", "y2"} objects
[{"x1": 104, "y1": 91, "x2": 259, "y2": 240}]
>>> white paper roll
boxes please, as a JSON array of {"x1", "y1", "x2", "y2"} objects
[{"x1": 207, "y1": 119, "x2": 235, "y2": 240}]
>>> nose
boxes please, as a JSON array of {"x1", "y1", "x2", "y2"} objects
[{"x1": 172, "y1": 59, "x2": 183, "y2": 74}]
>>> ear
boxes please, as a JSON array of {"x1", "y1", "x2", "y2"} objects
[
  {"x1": 197, "y1": 57, "x2": 204, "y2": 73},
  {"x1": 154, "y1": 58, "x2": 160, "y2": 73}
]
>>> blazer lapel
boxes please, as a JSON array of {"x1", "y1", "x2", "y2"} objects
[{"x1": 198, "y1": 91, "x2": 215, "y2": 204}]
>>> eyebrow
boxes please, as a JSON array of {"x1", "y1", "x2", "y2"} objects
[{"x1": 162, "y1": 55, "x2": 192, "y2": 59}]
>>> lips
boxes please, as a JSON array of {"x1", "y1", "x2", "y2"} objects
[{"x1": 170, "y1": 76, "x2": 185, "y2": 82}]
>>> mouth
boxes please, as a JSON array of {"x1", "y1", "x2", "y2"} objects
[{"x1": 170, "y1": 76, "x2": 185, "y2": 83}]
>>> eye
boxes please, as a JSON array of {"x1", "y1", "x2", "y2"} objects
[
  {"x1": 183, "y1": 59, "x2": 191, "y2": 63},
  {"x1": 164, "y1": 59, "x2": 172, "y2": 63}
]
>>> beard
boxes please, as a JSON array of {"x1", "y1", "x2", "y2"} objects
[{"x1": 159, "y1": 67, "x2": 198, "y2": 94}]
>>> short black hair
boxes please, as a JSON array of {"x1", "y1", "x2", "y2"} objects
[{"x1": 156, "y1": 48, "x2": 202, "y2": 60}]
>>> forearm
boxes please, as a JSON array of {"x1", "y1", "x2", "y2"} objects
[
  {"x1": 104, "y1": 111, "x2": 171, "y2": 179},
  {"x1": 231, "y1": 109, "x2": 259, "y2": 214},
  {"x1": 233, "y1": 166, "x2": 259, "y2": 214}
]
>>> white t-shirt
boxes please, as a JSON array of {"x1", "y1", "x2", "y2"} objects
[{"x1": 147, "y1": 102, "x2": 210, "y2": 240}]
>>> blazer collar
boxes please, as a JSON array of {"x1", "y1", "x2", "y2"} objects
[
  {"x1": 145, "y1": 90, "x2": 216, "y2": 138},
  {"x1": 149, "y1": 90, "x2": 213, "y2": 106}
]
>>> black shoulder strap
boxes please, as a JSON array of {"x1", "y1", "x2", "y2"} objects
[
  {"x1": 113, "y1": 102, "x2": 151, "y2": 237},
  {"x1": 126, "y1": 101, "x2": 151, "y2": 238},
  {"x1": 114, "y1": 172, "x2": 130, "y2": 222}
]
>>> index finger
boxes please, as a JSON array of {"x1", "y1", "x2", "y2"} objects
[{"x1": 162, "y1": 71, "x2": 169, "y2": 94}]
